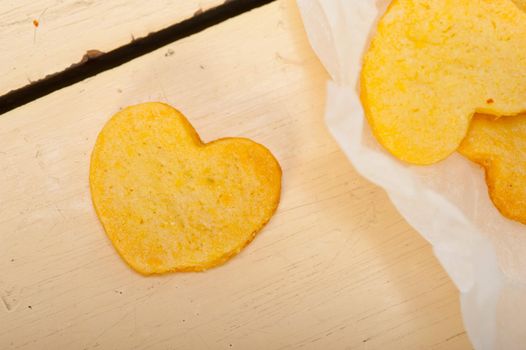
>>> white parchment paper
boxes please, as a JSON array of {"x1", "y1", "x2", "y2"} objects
[{"x1": 296, "y1": 1, "x2": 526, "y2": 349}]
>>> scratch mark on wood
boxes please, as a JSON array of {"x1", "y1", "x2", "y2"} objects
[
  {"x1": 0, "y1": 283, "x2": 22, "y2": 311},
  {"x1": 90, "y1": 308, "x2": 134, "y2": 347},
  {"x1": 33, "y1": 8, "x2": 48, "y2": 44},
  {"x1": 446, "y1": 331, "x2": 466, "y2": 342},
  {"x1": 54, "y1": 204, "x2": 66, "y2": 220},
  {"x1": 275, "y1": 52, "x2": 305, "y2": 66}
]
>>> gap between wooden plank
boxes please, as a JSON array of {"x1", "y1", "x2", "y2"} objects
[{"x1": 0, "y1": 0, "x2": 275, "y2": 115}]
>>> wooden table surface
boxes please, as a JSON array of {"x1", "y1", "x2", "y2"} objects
[{"x1": 0, "y1": 1, "x2": 472, "y2": 349}]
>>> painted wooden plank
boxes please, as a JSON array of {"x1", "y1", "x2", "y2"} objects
[
  {"x1": 0, "y1": 0, "x2": 224, "y2": 96},
  {"x1": 0, "y1": 1, "x2": 471, "y2": 349}
]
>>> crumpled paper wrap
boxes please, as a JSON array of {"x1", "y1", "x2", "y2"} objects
[{"x1": 296, "y1": 1, "x2": 526, "y2": 349}]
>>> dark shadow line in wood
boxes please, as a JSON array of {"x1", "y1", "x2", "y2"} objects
[{"x1": 0, "y1": 0, "x2": 276, "y2": 115}]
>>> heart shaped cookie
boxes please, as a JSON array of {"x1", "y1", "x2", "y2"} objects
[
  {"x1": 361, "y1": 0, "x2": 526, "y2": 164},
  {"x1": 459, "y1": 113, "x2": 526, "y2": 224},
  {"x1": 90, "y1": 102, "x2": 281, "y2": 274}
]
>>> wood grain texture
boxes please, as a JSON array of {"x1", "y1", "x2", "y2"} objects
[
  {"x1": 0, "y1": 1, "x2": 472, "y2": 349},
  {"x1": 0, "y1": 0, "x2": 223, "y2": 96}
]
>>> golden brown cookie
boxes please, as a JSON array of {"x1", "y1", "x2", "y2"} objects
[
  {"x1": 90, "y1": 102, "x2": 281, "y2": 274},
  {"x1": 361, "y1": 0, "x2": 526, "y2": 164},
  {"x1": 459, "y1": 113, "x2": 526, "y2": 224}
]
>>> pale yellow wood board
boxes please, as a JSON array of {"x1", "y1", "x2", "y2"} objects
[
  {"x1": 0, "y1": 1, "x2": 471, "y2": 349},
  {"x1": 0, "y1": 0, "x2": 223, "y2": 96}
]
